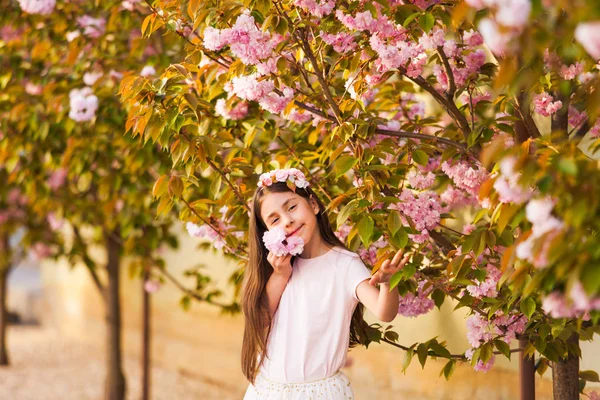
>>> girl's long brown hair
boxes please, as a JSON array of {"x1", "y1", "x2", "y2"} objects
[{"x1": 241, "y1": 181, "x2": 370, "y2": 384}]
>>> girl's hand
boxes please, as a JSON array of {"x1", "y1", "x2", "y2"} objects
[
  {"x1": 369, "y1": 249, "x2": 410, "y2": 286},
  {"x1": 267, "y1": 252, "x2": 293, "y2": 278}
]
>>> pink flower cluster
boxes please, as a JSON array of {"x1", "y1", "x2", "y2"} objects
[
  {"x1": 226, "y1": 74, "x2": 294, "y2": 115},
  {"x1": 406, "y1": 169, "x2": 435, "y2": 190},
  {"x1": 397, "y1": 280, "x2": 435, "y2": 318},
  {"x1": 559, "y1": 62, "x2": 584, "y2": 80},
  {"x1": 465, "y1": 348, "x2": 495, "y2": 372},
  {"x1": 69, "y1": 87, "x2": 98, "y2": 122},
  {"x1": 440, "y1": 185, "x2": 475, "y2": 210},
  {"x1": 186, "y1": 218, "x2": 243, "y2": 251},
  {"x1": 358, "y1": 237, "x2": 388, "y2": 266},
  {"x1": 542, "y1": 282, "x2": 600, "y2": 319},
  {"x1": 48, "y1": 168, "x2": 67, "y2": 190},
  {"x1": 294, "y1": 0, "x2": 335, "y2": 18},
  {"x1": 203, "y1": 13, "x2": 277, "y2": 66},
  {"x1": 144, "y1": 279, "x2": 162, "y2": 293},
  {"x1": 389, "y1": 190, "x2": 442, "y2": 244},
  {"x1": 493, "y1": 156, "x2": 533, "y2": 205},
  {"x1": 215, "y1": 99, "x2": 249, "y2": 120},
  {"x1": 77, "y1": 16, "x2": 106, "y2": 38},
  {"x1": 17, "y1": 0, "x2": 55, "y2": 15},
  {"x1": 441, "y1": 159, "x2": 488, "y2": 197},
  {"x1": 533, "y1": 92, "x2": 563, "y2": 117},
  {"x1": 257, "y1": 168, "x2": 309, "y2": 189},
  {"x1": 466, "y1": 265, "x2": 502, "y2": 299},
  {"x1": 320, "y1": 31, "x2": 357, "y2": 54},
  {"x1": 262, "y1": 227, "x2": 304, "y2": 257},
  {"x1": 516, "y1": 197, "x2": 564, "y2": 268}
]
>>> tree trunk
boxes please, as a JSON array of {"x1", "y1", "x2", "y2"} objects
[
  {"x1": 141, "y1": 268, "x2": 151, "y2": 400},
  {"x1": 104, "y1": 229, "x2": 126, "y2": 400},
  {"x1": 519, "y1": 339, "x2": 535, "y2": 400},
  {"x1": 552, "y1": 334, "x2": 580, "y2": 400},
  {"x1": 0, "y1": 234, "x2": 11, "y2": 366}
]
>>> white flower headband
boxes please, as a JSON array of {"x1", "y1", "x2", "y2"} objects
[{"x1": 257, "y1": 168, "x2": 309, "y2": 190}]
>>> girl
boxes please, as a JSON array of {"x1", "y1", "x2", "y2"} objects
[{"x1": 242, "y1": 168, "x2": 410, "y2": 399}]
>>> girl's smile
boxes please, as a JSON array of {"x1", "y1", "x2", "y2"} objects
[{"x1": 286, "y1": 225, "x2": 303, "y2": 237}]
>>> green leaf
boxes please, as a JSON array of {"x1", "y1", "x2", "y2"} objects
[
  {"x1": 412, "y1": 150, "x2": 429, "y2": 166},
  {"x1": 334, "y1": 155, "x2": 358, "y2": 178},
  {"x1": 580, "y1": 370, "x2": 600, "y2": 383},
  {"x1": 432, "y1": 289, "x2": 445, "y2": 309},
  {"x1": 429, "y1": 342, "x2": 452, "y2": 359},
  {"x1": 494, "y1": 339, "x2": 511, "y2": 359},
  {"x1": 417, "y1": 343, "x2": 428, "y2": 368},
  {"x1": 387, "y1": 210, "x2": 403, "y2": 235},
  {"x1": 402, "y1": 348, "x2": 414, "y2": 372},
  {"x1": 337, "y1": 199, "x2": 359, "y2": 227},
  {"x1": 418, "y1": 13, "x2": 435, "y2": 33},
  {"x1": 389, "y1": 227, "x2": 408, "y2": 249},
  {"x1": 210, "y1": 174, "x2": 222, "y2": 200},
  {"x1": 357, "y1": 216, "x2": 374, "y2": 246},
  {"x1": 441, "y1": 359, "x2": 456, "y2": 380},
  {"x1": 520, "y1": 297, "x2": 536, "y2": 319},
  {"x1": 389, "y1": 270, "x2": 404, "y2": 289}
]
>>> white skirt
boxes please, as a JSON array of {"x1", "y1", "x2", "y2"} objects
[{"x1": 243, "y1": 370, "x2": 355, "y2": 400}]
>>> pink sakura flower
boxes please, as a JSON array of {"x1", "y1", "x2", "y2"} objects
[
  {"x1": 215, "y1": 99, "x2": 249, "y2": 120},
  {"x1": 559, "y1": 62, "x2": 584, "y2": 80},
  {"x1": 406, "y1": 169, "x2": 435, "y2": 190},
  {"x1": 478, "y1": 18, "x2": 511, "y2": 56},
  {"x1": 463, "y1": 30, "x2": 484, "y2": 47},
  {"x1": 140, "y1": 65, "x2": 156, "y2": 77},
  {"x1": 25, "y1": 82, "x2": 43, "y2": 95},
  {"x1": 48, "y1": 168, "x2": 67, "y2": 190},
  {"x1": 294, "y1": 0, "x2": 335, "y2": 18},
  {"x1": 262, "y1": 227, "x2": 305, "y2": 257},
  {"x1": 83, "y1": 71, "x2": 103, "y2": 86},
  {"x1": 335, "y1": 224, "x2": 352, "y2": 242},
  {"x1": 186, "y1": 221, "x2": 233, "y2": 250},
  {"x1": 590, "y1": 120, "x2": 600, "y2": 138},
  {"x1": 320, "y1": 31, "x2": 357, "y2": 54},
  {"x1": 285, "y1": 109, "x2": 313, "y2": 124},
  {"x1": 533, "y1": 92, "x2": 562, "y2": 116},
  {"x1": 568, "y1": 106, "x2": 587, "y2": 129},
  {"x1": 228, "y1": 74, "x2": 274, "y2": 102},
  {"x1": 47, "y1": 213, "x2": 64, "y2": 231},
  {"x1": 76, "y1": 16, "x2": 106, "y2": 38},
  {"x1": 466, "y1": 265, "x2": 502, "y2": 299},
  {"x1": 17, "y1": 0, "x2": 55, "y2": 15},
  {"x1": 575, "y1": 22, "x2": 600, "y2": 60},
  {"x1": 465, "y1": 348, "x2": 495, "y2": 373},
  {"x1": 144, "y1": 279, "x2": 162, "y2": 293},
  {"x1": 397, "y1": 280, "x2": 435, "y2": 317},
  {"x1": 441, "y1": 160, "x2": 488, "y2": 197},
  {"x1": 68, "y1": 87, "x2": 98, "y2": 122},
  {"x1": 589, "y1": 392, "x2": 600, "y2": 400}
]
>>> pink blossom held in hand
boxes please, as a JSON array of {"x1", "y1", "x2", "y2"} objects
[
  {"x1": 262, "y1": 227, "x2": 305, "y2": 257},
  {"x1": 69, "y1": 87, "x2": 98, "y2": 122},
  {"x1": 17, "y1": 0, "x2": 55, "y2": 15},
  {"x1": 575, "y1": 22, "x2": 600, "y2": 60},
  {"x1": 48, "y1": 168, "x2": 67, "y2": 190},
  {"x1": 77, "y1": 16, "x2": 106, "y2": 38}
]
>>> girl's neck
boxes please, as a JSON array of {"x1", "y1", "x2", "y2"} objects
[{"x1": 298, "y1": 234, "x2": 333, "y2": 259}]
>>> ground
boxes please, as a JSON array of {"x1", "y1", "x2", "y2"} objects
[{"x1": 0, "y1": 325, "x2": 239, "y2": 400}]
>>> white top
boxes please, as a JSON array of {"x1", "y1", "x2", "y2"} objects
[{"x1": 258, "y1": 246, "x2": 372, "y2": 383}]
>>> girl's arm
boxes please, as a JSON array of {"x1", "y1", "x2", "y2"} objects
[{"x1": 356, "y1": 250, "x2": 410, "y2": 322}]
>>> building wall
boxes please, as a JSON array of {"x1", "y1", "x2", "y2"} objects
[{"x1": 37, "y1": 226, "x2": 599, "y2": 399}]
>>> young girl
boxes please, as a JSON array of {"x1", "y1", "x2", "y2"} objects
[{"x1": 241, "y1": 168, "x2": 409, "y2": 399}]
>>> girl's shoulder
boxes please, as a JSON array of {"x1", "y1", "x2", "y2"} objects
[{"x1": 330, "y1": 246, "x2": 362, "y2": 263}]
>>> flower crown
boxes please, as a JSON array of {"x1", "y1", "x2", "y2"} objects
[{"x1": 257, "y1": 168, "x2": 309, "y2": 190}]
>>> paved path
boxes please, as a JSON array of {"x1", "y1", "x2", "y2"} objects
[{"x1": 0, "y1": 325, "x2": 239, "y2": 400}]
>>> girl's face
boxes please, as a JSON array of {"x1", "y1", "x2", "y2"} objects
[{"x1": 260, "y1": 191, "x2": 320, "y2": 248}]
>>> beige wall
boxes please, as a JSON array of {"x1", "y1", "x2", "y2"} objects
[{"x1": 39, "y1": 225, "x2": 600, "y2": 399}]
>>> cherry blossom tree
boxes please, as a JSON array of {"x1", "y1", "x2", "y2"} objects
[{"x1": 118, "y1": 0, "x2": 600, "y2": 398}]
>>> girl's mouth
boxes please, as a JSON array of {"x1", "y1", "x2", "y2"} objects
[{"x1": 287, "y1": 225, "x2": 303, "y2": 237}]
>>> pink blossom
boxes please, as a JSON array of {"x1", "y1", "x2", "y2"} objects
[
  {"x1": 466, "y1": 265, "x2": 502, "y2": 299},
  {"x1": 258, "y1": 87, "x2": 294, "y2": 114},
  {"x1": 478, "y1": 18, "x2": 510, "y2": 56},
  {"x1": 83, "y1": 71, "x2": 103, "y2": 86},
  {"x1": 47, "y1": 213, "x2": 64, "y2": 231},
  {"x1": 406, "y1": 169, "x2": 435, "y2": 190},
  {"x1": 335, "y1": 224, "x2": 352, "y2": 242},
  {"x1": 397, "y1": 280, "x2": 435, "y2": 317},
  {"x1": 559, "y1": 62, "x2": 584, "y2": 80},
  {"x1": 214, "y1": 13, "x2": 276, "y2": 66},
  {"x1": 590, "y1": 120, "x2": 600, "y2": 138},
  {"x1": 140, "y1": 65, "x2": 156, "y2": 77},
  {"x1": 464, "y1": 30, "x2": 484, "y2": 47},
  {"x1": 77, "y1": 16, "x2": 106, "y2": 38},
  {"x1": 441, "y1": 160, "x2": 488, "y2": 197},
  {"x1": 121, "y1": 0, "x2": 140, "y2": 11},
  {"x1": 48, "y1": 168, "x2": 67, "y2": 190},
  {"x1": 568, "y1": 106, "x2": 587, "y2": 128},
  {"x1": 203, "y1": 27, "x2": 226, "y2": 51},
  {"x1": 533, "y1": 92, "x2": 562, "y2": 117},
  {"x1": 466, "y1": 314, "x2": 498, "y2": 348},
  {"x1": 66, "y1": 31, "x2": 81, "y2": 42},
  {"x1": 17, "y1": 0, "x2": 55, "y2": 15},
  {"x1": 320, "y1": 31, "x2": 357, "y2": 54},
  {"x1": 589, "y1": 391, "x2": 600, "y2": 400},
  {"x1": 144, "y1": 279, "x2": 162, "y2": 293},
  {"x1": 494, "y1": 176, "x2": 532, "y2": 204},
  {"x1": 294, "y1": 0, "x2": 335, "y2": 18},
  {"x1": 25, "y1": 82, "x2": 43, "y2": 95},
  {"x1": 495, "y1": 0, "x2": 531, "y2": 29},
  {"x1": 285, "y1": 109, "x2": 313, "y2": 124},
  {"x1": 69, "y1": 87, "x2": 98, "y2": 122},
  {"x1": 228, "y1": 74, "x2": 274, "y2": 102},
  {"x1": 389, "y1": 190, "x2": 442, "y2": 243},
  {"x1": 465, "y1": 348, "x2": 495, "y2": 373},
  {"x1": 215, "y1": 99, "x2": 249, "y2": 120},
  {"x1": 358, "y1": 237, "x2": 389, "y2": 266},
  {"x1": 575, "y1": 22, "x2": 600, "y2": 60},
  {"x1": 262, "y1": 227, "x2": 305, "y2": 256},
  {"x1": 463, "y1": 224, "x2": 476, "y2": 234}
]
